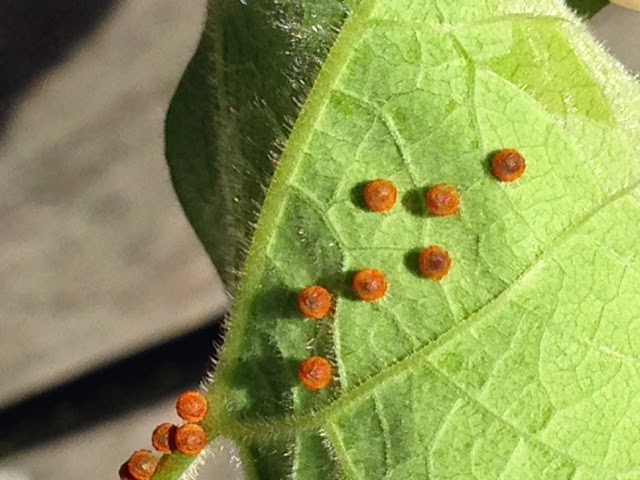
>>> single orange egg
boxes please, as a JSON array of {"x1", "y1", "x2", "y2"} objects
[
  {"x1": 352, "y1": 269, "x2": 388, "y2": 302},
  {"x1": 418, "y1": 246, "x2": 452, "y2": 281},
  {"x1": 151, "y1": 422, "x2": 177, "y2": 454},
  {"x1": 491, "y1": 149, "x2": 526, "y2": 182},
  {"x1": 364, "y1": 179, "x2": 398, "y2": 212},
  {"x1": 175, "y1": 423, "x2": 207, "y2": 456},
  {"x1": 297, "y1": 286, "x2": 333, "y2": 319},
  {"x1": 119, "y1": 462, "x2": 134, "y2": 480},
  {"x1": 176, "y1": 391, "x2": 208, "y2": 423},
  {"x1": 299, "y1": 356, "x2": 333, "y2": 391},
  {"x1": 425, "y1": 184, "x2": 460, "y2": 217},
  {"x1": 125, "y1": 450, "x2": 158, "y2": 480}
]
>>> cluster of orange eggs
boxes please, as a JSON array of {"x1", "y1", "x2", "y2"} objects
[
  {"x1": 117, "y1": 150, "x2": 526, "y2": 476},
  {"x1": 296, "y1": 149, "x2": 526, "y2": 390},
  {"x1": 119, "y1": 391, "x2": 209, "y2": 480}
]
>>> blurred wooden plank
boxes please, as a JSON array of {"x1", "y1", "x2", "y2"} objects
[
  {"x1": 591, "y1": 4, "x2": 640, "y2": 72},
  {"x1": 0, "y1": 0, "x2": 226, "y2": 407},
  {"x1": 610, "y1": 0, "x2": 640, "y2": 12}
]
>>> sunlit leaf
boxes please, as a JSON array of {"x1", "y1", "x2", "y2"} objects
[{"x1": 162, "y1": 0, "x2": 640, "y2": 478}]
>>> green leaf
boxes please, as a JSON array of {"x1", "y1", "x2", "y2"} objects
[
  {"x1": 165, "y1": 0, "x2": 349, "y2": 290},
  {"x1": 162, "y1": 0, "x2": 640, "y2": 479},
  {"x1": 565, "y1": 0, "x2": 609, "y2": 17},
  {"x1": 165, "y1": 0, "x2": 607, "y2": 291}
]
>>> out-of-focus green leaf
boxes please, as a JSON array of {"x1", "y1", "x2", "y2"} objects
[{"x1": 566, "y1": 0, "x2": 609, "y2": 17}]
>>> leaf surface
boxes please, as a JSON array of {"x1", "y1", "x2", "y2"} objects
[
  {"x1": 165, "y1": 0, "x2": 349, "y2": 290},
  {"x1": 165, "y1": 0, "x2": 607, "y2": 294},
  {"x1": 162, "y1": 0, "x2": 640, "y2": 479}
]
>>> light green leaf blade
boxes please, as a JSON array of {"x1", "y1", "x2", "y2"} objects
[{"x1": 161, "y1": 0, "x2": 640, "y2": 479}]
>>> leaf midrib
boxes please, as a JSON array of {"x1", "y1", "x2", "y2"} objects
[
  {"x1": 367, "y1": 13, "x2": 573, "y2": 30},
  {"x1": 207, "y1": 0, "x2": 380, "y2": 411}
]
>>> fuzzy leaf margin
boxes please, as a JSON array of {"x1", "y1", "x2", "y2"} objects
[{"x1": 165, "y1": 0, "x2": 350, "y2": 291}]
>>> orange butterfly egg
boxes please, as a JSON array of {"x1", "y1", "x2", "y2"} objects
[
  {"x1": 119, "y1": 462, "x2": 134, "y2": 480},
  {"x1": 364, "y1": 179, "x2": 398, "y2": 212},
  {"x1": 152, "y1": 423, "x2": 177, "y2": 454},
  {"x1": 491, "y1": 149, "x2": 526, "y2": 182},
  {"x1": 299, "y1": 356, "x2": 333, "y2": 391},
  {"x1": 125, "y1": 450, "x2": 158, "y2": 480},
  {"x1": 352, "y1": 268, "x2": 388, "y2": 302},
  {"x1": 176, "y1": 391, "x2": 208, "y2": 423},
  {"x1": 418, "y1": 246, "x2": 452, "y2": 281},
  {"x1": 297, "y1": 286, "x2": 333, "y2": 319},
  {"x1": 425, "y1": 184, "x2": 460, "y2": 217},
  {"x1": 175, "y1": 423, "x2": 207, "y2": 456}
]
